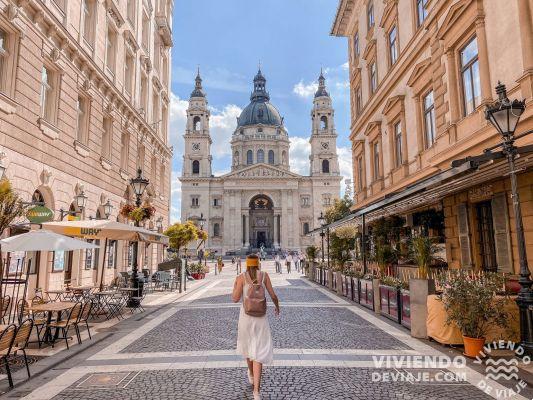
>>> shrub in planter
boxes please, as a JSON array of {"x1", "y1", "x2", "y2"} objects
[
  {"x1": 379, "y1": 276, "x2": 408, "y2": 324},
  {"x1": 436, "y1": 271, "x2": 511, "y2": 357},
  {"x1": 410, "y1": 236, "x2": 441, "y2": 279},
  {"x1": 188, "y1": 262, "x2": 206, "y2": 279},
  {"x1": 360, "y1": 273, "x2": 376, "y2": 310}
]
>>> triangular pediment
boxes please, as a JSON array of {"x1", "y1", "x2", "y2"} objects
[
  {"x1": 407, "y1": 58, "x2": 431, "y2": 87},
  {"x1": 221, "y1": 164, "x2": 302, "y2": 180},
  {"x1": 437, "y1": 0, "x2": 470, "y2": 40}
]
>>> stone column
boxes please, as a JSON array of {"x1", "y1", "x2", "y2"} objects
[
  {"x1": 273, "y1": 212, "x2": 280, "y2": 248},
  {"x1": 446, "y1": 49, "x2": 460, "y2": 124},
  {"x1": 475, "y1": 17, "x2": 492, "y2": 105},
  {"x1": 244, "y1": 212, "x2": 250, "y2": 248}
]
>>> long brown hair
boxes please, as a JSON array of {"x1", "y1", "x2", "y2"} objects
[{"x1": 246, "y1": 255, "x2": 260, "y2": 283}]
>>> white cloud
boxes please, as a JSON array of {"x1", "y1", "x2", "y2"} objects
[
  {"x1": 170, "y1": 169, "x2": 182, "y2": 223},
  {"x1": 337, "y1": 146, "x2": 353, "y2": 196},
  {"x1": 341, "y1": 62, "x2": 349, "y2": 70},
  {"x1": 168, "y1": 92, "x2": 189, "y2": 152},
  {"x1": 289, "y1": 136, "x2": 311, "y2": 175},
  {"x1": 293, "y1": 81, "x2": 318, "y2": 99},
  {"x1": 210, "y1": 104, "x2": 242, "y2": 158}
]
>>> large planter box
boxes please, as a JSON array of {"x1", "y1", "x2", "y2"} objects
[
  {"x1": 401, "y1": 289, "x2": 411, "y2": 329},
  {"x1": 379, "y1": 285, "x2": 401, "y2": 324},
  {"x1": 341, "y1": 274, "x2": 348, "y2": 297},
  {"x1": 409, "y1": 278, "x2": 435, "y2": 338},
  {"x1": 332, "y1": 272, "x2": 338, "y2": 291},
  {"x1": 359, "y1": 279, "x2": 374, "y2": 310},
  {"x1": 351, "y1": 277, "x2": 360, "y2": 303}
]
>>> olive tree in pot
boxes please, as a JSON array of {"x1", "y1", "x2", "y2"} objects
[
  {"x1": 408, "y1": 236, "x2": 441, "y2": 338},
  {"x1": 437, "y1": 271, "x2": 511, "y2": 357}
]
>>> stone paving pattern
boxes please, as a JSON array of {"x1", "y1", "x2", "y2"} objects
[
  {"x1": 52, "y1": 367, "x2": 492, "y2": 400},
  {"x1": 122, "y1": 306, "x2": 410, "y2": 353},
  {"x1": 190, "y1": 287, "x2": 335, "y2": 304}
]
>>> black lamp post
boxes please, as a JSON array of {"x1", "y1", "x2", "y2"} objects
[
  {"x1": 318, "y1": 212, "x2": 326, "y2": 265},
  {"x1": 129, "y1": 168, "x2": 149, "y2": 306},
  {"x1": 485, "y1": 82, "x2": 532, "y2": 354}
]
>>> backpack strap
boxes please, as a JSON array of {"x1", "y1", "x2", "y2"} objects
[
  {"x1": 244, "y1": 271, "x2": 252, "y2": 285},
  {"x1": 261, "y1": 271, "x2": 266, "y2": 284}
]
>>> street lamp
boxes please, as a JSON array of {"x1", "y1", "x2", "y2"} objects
[
  {"x1": 318, "y1": 211, "x2": 326, "y2": 264},
  {"x1": 198, "y1": 213, "x2": 210, "y2": 274},
  {"x1": 128, "y1": 168, "x2": 149, "y2": 306},
  {"x1": 485, "y1": 82, "x2": 532, "y2": 355},
  {"x1": 60, "y1": 190, "x2": 88, "y2": 220},
  {"x1": 103, "y1": 199, "x2": 113, "y2": 219}
]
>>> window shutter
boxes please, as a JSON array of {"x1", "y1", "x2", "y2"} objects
[
  {"x1": 457, "y1": 203, "x2": 472, "y2": 268},
  {"x1": 491, "y1": 192, "x2": 513, "y2": 273}
]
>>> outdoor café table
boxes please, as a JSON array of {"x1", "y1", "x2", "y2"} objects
[
  {"x1": 91, "y1": 291, "x2": 117, "y2": 318},
  {"x1": 29, "y1": 301, "x2": 76, "y2": 344},
  {"x1": 69, "y1": 286, "x2": 94, "y2": 301},
  {"x1": 45, "y1": 290, "x2": 67, "y2": 302}
]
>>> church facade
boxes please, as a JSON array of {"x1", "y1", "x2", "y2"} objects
[{"x1": 180, "y1": 69, "x2": 341, "y2": 254}]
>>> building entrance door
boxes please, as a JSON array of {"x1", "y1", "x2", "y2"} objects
[
  {"x1": 248, "y1": 195, "x2": 274, "y2": 250},
  {"x1": 475, "y1": 201, "x2": 497, "y2": 271},
  {"x1": 257, "y1": 231, "x2": 267, "y2": 248}
]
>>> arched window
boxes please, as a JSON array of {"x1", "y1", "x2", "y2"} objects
[
  {"x1": 193, "y1": 116, "x2": 201, "y2": 131},
  {"x1": 268, "y1": 150, "x2": 274, "y2": 164},
  {"x1": 303, "y1": 222, "x2": 310, "y2": 235},
  {"x1": 257, "y1": 149, "x2": 264, "y2": 163},
  {"x1": 320, "y1": 116, "x2": 328, "y2": 130},
  {"x1": 192, "y1": 160, "x2": 200, "y2": 174},
  {"x1": 247, "y1": 150, "x2": 253, "y2": 165},
  {"x1": 213, "y1": 223, "x2": 220, "y2": 237},
  {"x1": 322, "y1": 159, "x2": 330, "y2": 173},
  {"x1": 234, "y1": 151, "x2": 239, "y2": 166},
  {"x1": 32, "y1": 190, "x2": 45, "y2": 205}
]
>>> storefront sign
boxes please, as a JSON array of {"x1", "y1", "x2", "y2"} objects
[{"x1": 27, "y1": 205, "x2": 54, "y2": 223}]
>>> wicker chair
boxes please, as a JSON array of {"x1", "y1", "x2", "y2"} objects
[
  {"x1": 46, "y1": 302, "x2": 82, "y2": 349},
  {"x1": 74, "y1": 302, "x2": 93, "y2": 344},
  {"x1": 0, "y1": 324, "x2": 17, "y2": 387},
  {"x1": 0, "y1": 296, "x2": 11, "y2": 324}
]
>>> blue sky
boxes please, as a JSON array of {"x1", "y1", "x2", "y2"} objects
[{"x1": 169, "y1": 0, "x2": 352, "y2": 222}]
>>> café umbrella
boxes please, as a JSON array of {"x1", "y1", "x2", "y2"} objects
[
  {"x1": 0, "y1": 230, "x2": 99, "y2": 252},
  {"x1": 41, "y1": 220, "x2": 169, "y2": 289}
]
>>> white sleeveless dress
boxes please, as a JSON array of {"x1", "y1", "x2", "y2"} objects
[{"x1": 236, "y1": 271, "x2": 274, "y2": 365}]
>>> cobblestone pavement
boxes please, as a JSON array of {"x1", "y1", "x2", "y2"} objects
[{"x1": 5, "y1": 261, "x2": 525, "y2": 400}]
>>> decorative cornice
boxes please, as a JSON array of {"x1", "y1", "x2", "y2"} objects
[{"x1": 105, "y1": 0, "x2": 125, "y2": 28}]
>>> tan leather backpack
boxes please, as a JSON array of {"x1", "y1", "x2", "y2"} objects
[{"x1": 243, "y1": 270, "x2": 267, "y2": 317}]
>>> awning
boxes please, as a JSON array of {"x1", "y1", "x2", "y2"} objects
[
  {"x1": 41, "y1": 220, "x2": 169, "y2": 245},
  {"x1": 312, "y1": 150, "x2": 533, "y2": 231}
]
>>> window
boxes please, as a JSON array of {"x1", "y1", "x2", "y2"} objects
[
  {"x1": 193, "y1": 116, "x2": 201, "y2": 131},
  {"x1": 257, "y1": 149, "x2": 264, "y2": 163},
  {"x1": 191, "y1": 196, "x2": 199, "y2": 207},
  {"x1": 142, "y1": 12, "x2": 150, "y2": 52},
  {"x1": 102, "y1": 117, "x2": 112, "y2": 160},
  {"x1": 162, "y1": 53, "x2": 169, "y2": 87},
  {"x1": 127, "y1": 0, "x2": 136, "y2": 26},
  {"x1": 213, "y1": 223, "x2": 220, "y2": 237},
  {"x1": 161, "y1": 104, "x2": 168, "y2": 139},
  {"x1": 369, "y1": 62, "x2": 377, "y2": 93},
  {"x1": 355, "y1": 85, "x2": 362, "y2": 116},
  {"x1": 159, "y1": 164, "x2": 165, "y2": 195},
  {"x1": 81, "y1": 0, "x2": 96, "y2": 46},
  {"x1": 247, "y1": 150, "x2": 253, "y2": 165},
  {"x1": 423, "y1": 91, "x2": 436, "y2": 148},
  {"x1": 84, "y1": 240, "x2": 96, "y2": 270},
  {"x1": 0, "y1": 29, "x2": 11, "y2": 95},
  {"x1": 152, "y1": 91, "x2": 160, "y2": 129},
  {"x1": 106, "y1": 27, "x2": 117, "y2": 75},
  {"x1": 388, "y1": 26, "x2": 398, "y2": 66},
  {"x1": 416, "y1": 0, "x2": 428, "y2": 27},
  {"x1": 320, "y1": 116, "x2": 328, "y2": 130},
  {"x1": 353, "y1": 32, "x2": 360, "y2": 58},
  {"x1": 367, "y1": 2, "x2": 374, "y2": 29},
  {"x1": 192, "y1": 160, "x2": 200, "y2": 174},
  {"x1": 125, "y1": 52, "x2": 134, "y2": 95},
  {"x1": 372, "y1": 141, "x2": 380, "y2": 179},
  {"x1": 137, "y1": 144, "x2": 145, "y2": 170},
  {"x1": 322, "y1": 159, "x2": 330, "y2": 173},
  {"x1": 140, "y1": 73, "x2": 148, "y2": 115},
  {"x1": 107, "y1": 241, "x2": 117, "y2": 269},
  {"x1": 357, "y1": 156, "x2": 363, "y2": 191},
  {"x1": 303, "y1": 222, "x2": 310, "y2": 235},
  {"x1": 323, "y1": 195, "x2": 331, "y2": 206},
  {"x1": 268, "y1": 150, "x2": 275, "y2": 164},
  {"x1": 52, "y1": 0, "x2": 66, "y2": 12},
  {"x1": 394, "y1": 122, "x2": 402, "y2": 167},
  {"x1": 460, "y1": 37, "x2": 481, "y2": 116},
  {"x1": 76, "y1": 96, "x2": 89, "y2": 144},
  {"x1": 120, "y1": 132, "x2": 129, "y2": 171},
  {"x1": 151, "y1": 155, "x2": 157, "y2": 182},
  {"x1": 40, "y1": 66, "x2": 58, "y2": 123},
  {"x1": 213, "y1": 198, "x2": 221, "y2": 207},
  {"x1": 234, "y1": 151, "x2": 239, "y2": 166},
  {"x1": 301, "y1": 196, "x2": 310, "y2": 206}
]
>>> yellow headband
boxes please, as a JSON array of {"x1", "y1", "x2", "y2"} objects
[{"x1": 246, "y1": 255, "x2": 259, "y2": 267}]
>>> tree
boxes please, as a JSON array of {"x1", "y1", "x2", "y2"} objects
[
  {"x1": 164, "y1": 221, "x2": 199, "y2": 254},
  {"x1": 0, "y1": 179, "x2": 27, "y2": 237},
  {"x1": 329, "y1": 225, "x2": 357, "y2": 267},
  {"x1": 306, "y1": 245, "x2": 318, "y2": 261},
  {"x1": 324, "y1": 196, "x2": 354, "y2": 224}
]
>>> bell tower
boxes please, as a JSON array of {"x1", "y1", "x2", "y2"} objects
[
  {"x1": 309, "y1": 71, "x2": 339, "y2": 176},
  {"x1": 182, "y1": 70, "x2": 212, "y2": 178}
]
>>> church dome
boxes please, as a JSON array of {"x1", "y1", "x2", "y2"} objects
[{"x1": 237, "y1": 69, "x2": 283, "y2": 128}]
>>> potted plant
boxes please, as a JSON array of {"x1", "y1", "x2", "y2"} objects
[
  {"x1": 188, "y1": 263, "x2": 204, "y2": 279},
  {"x1": 437, "y1": 271, "x2": 510, "y2": 357},
  {"x1": 375, "y1": 243, "x2": 397, "y2": 277}
]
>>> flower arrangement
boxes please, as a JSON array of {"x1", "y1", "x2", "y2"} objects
[{"x1": 120, "y1": 202, "x2": 156, "y2": 223}]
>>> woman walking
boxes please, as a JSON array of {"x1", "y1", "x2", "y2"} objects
[{"x1": 233, "y1": 255, "x2": 280, "y2": 399}]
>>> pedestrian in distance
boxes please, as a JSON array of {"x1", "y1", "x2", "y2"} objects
[
  {"x1": 237, "y1": 256, "x2": 242, "y2": 274},
  {"x1": 274, "y1": 253, "x2": 281, "y2": 274},
  {"x1": 232, "y1": 256, "x2": 236, "y2": 272},
  {"x1": 286, "y1": 253, "x2": 292, "y2": 274},
  {"x1": 233, "y1": 254, "x2": 280, "y2": 400}
]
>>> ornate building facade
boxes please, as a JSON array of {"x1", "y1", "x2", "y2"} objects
[
  {"x1": 180, "y1": 70, "x2": 341, "y2": 254},
  {"x1": 0, "y1": 0, "x2": 173, "y2": 290},
  {"x1": 332, "y1": 0, "x2": 533, "y2": 272}
]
